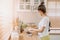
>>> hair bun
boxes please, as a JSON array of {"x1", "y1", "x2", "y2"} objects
[{"x1": 41, "y1": 2, "x2": 44, "y2": 5}]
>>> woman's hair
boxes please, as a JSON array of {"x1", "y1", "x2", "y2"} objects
[
  {"x1": 38, "y1": 2, "x2": 46, "y2": 13},
  {"x1": 48, "y1": 22, "x2": 51, "y2": 32}
]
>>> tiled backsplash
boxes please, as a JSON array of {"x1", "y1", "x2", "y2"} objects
[{"x1": 49, "y1": 16, "x2": 60, "y2": 28}]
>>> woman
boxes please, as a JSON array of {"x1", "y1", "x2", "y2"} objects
[{"x1": 30, "y1": 2, "x2": 50, "y2": 40}]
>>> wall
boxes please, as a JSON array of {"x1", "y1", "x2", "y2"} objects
[
  {"x1": 18, "y1": 12, "x2": 41, "y2": 25},
  {"x1": 0, "y1": 0, "x2": 14, "y2": 40}
]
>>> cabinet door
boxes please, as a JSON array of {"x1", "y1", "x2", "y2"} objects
[{"x1": 19, "y1": 0, "x2": 41, "y2": 11}]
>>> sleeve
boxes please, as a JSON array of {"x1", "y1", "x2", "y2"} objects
[{"x1": 41, "y1": 17, "x2": 49, "y2": 27}]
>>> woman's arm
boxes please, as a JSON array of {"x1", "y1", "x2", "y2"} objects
[
  {"x1": 34, "y1": 26, "x2": 45, "y2": 33},
  {"x1": 30, "y1": 26, "x2": 45, "y2": 33}
]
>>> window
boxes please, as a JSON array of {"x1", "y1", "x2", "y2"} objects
[
  {"x1": 25, "y1": 5, "x2": 30, "y2": 9},
  {"x1": 20, "y1": 5, "x2": 24, "y2": 9},
  {"x1": 19, "y1": 0, "x2": 40, "y2": 11},
  {"x1": 25, "y1": 0, "x2": 30, "y2": 2}
]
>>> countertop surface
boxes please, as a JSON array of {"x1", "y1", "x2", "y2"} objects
[{"x1": 49, "y1": 28, "x2": 60, "y2": 35}]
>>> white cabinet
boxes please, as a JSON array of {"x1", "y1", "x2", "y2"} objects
[
  {"x1": 50, "y1": 35, "x2": 60, "y2": 40},
  {"x1": 47, "y1": 0, "x2": 60, "y2": 16},
  {"x1": 50, "y1": 28, "x2": 60, "y2": 40},
  {"x1": 17, "y1": 0, "x2": 44, "y2": 12}
]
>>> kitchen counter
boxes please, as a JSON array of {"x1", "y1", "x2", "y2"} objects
[{"x1": 49, "y1": 28, "x2": 60, "y2": 35}]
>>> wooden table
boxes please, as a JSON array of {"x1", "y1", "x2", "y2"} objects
[{"x1": 19, "y1": 32, "x2": 40, "y2": 40}]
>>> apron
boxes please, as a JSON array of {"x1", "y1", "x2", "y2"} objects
[{"x1": 41, "y1": 35, "x2": 50, "y2": 40}]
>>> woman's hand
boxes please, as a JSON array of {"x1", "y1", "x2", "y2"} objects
[{"x1": 28, "y1": 28, "x2": 38, "y2": 35}]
